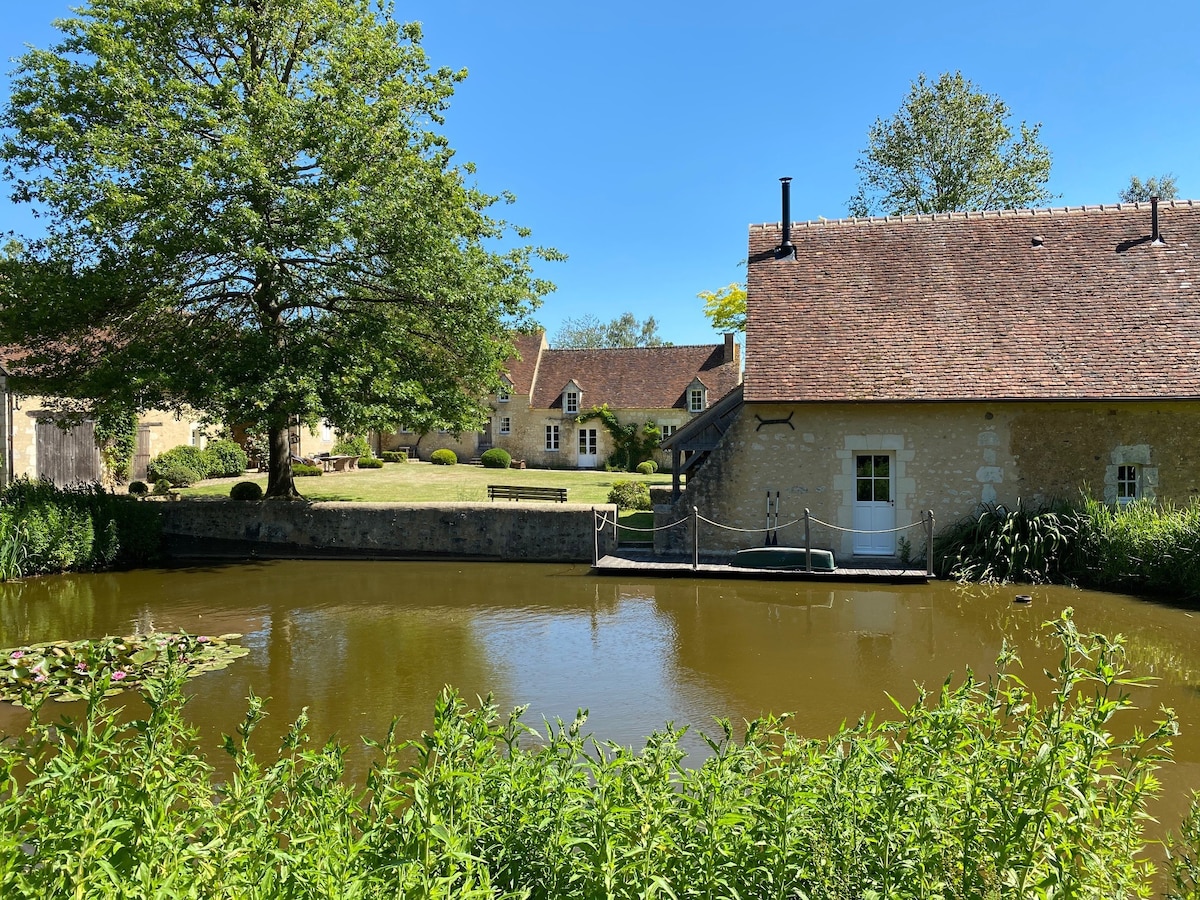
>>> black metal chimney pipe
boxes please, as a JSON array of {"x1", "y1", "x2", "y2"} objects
[
  {"x1": 1151, "y1": 195, "x2": 1161, "y2": 244},
  {"x1": 778, "y1": 177, "x2": 795, "y2": 259}
]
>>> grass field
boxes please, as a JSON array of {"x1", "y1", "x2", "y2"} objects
[{"x1": 181, "y1": 460, "x2": 673, "y2": 507}]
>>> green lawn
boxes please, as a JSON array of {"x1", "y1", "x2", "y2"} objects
[{"x1": 181, "y1": 460, "x2": 674, "y2": 507}]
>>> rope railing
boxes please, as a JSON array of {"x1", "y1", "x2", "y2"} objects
[
  {"x1": 806, "y1": 516, "x2": 927, "y2": 535},
  {"x1": 696, "y1": 514, "x2": 802, "y2": 534}
]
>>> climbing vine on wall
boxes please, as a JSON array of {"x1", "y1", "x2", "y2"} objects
[
  {"x1": 93, "y1": 410, "x2": 138, "y2": 483},
  {"x1": 576, "y1": 405, "x2": 660, "y2": 472}
]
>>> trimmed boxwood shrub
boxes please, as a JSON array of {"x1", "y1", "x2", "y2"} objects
[
  {"x1": 608, "y1": 480, "x2": 652, "y2": 510},
  {"x1": 480, "y1": 448, "x2": 511, "y2": 469},
  {"x1": 332, "y1": 434, "x2": 370, "y2": 457},
  {"x1": 202, "y1": 439, "x2": 249, "y2": 478},
  {"x1": 380, "y1": 451, "x2": 408, "y2": 463},
  {"x1": 357, "y1": 457, "x2": 383, "y2": 469},
  {"x1": 430, "y1": 449, "x2": 457, "y2": 466},
  {"x1": 291, "y1": 464, "x2": 323, "y2": 477},
  {"x1": 127, "y1": 481, "x2": 148, "y2": 496},
  {"x1": 229, "y1": 481, "x2": 263, "y2": 501},
  {"x1": 147, "y1": 445, "x2": 210, "y2": 486},
  {"x1": 152, "y1": 479, "x2": 172, "y2": 496},
  {"x1": 636, "y1": 460, "x2": 658, "y2": 475}
]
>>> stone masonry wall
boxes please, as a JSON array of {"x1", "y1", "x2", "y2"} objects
[{"x1": 162, "y1": 499, "x2": 619, "y2": 563}]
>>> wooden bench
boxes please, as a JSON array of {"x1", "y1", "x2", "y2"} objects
[{"x1": 488, "y1": 484, "x2": 568, "y2": 503}]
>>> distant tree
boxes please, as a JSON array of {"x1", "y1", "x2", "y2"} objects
[
  {"x1": 1119, "y1": 174, "x2": 1179, "y2": 203},
  {"x1": 0, "y1": 0, "x2": 556, "y2": 499},
  {"x1": 849, "y1": 72, "x2": 1054, "y2": 217},
  {"x1": 553, "y1": 312, "x2": 669, "y2": 348},
  {"x1": 698, "y1": 283, "x2": 746, "y2": 333}
]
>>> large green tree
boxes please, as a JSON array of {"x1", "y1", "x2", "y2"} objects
[
  {"x1": 849, "y1": 72, "x2": 1053, "y2": 217},
  {"x1": 698, "y1": 282, "x2": 746, "y2": 333},
  {"x1": 552, "y1": 312, "x2": 668, "y2": 348},
  {"x1": 0, "y1": 0, "x2": 557, "y2": 497}
]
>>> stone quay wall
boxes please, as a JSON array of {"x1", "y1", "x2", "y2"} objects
[{"x1": 161, "y1": 500, "x2": 618, "y2": 563}]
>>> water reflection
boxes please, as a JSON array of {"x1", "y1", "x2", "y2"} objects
[{"x1": 1, "y1": 562, "x2": 1199, "y2": 831}]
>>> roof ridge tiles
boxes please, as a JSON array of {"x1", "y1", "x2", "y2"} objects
[{"x1": 748, "y1": 198, "x2": 1199, "y2": 231}]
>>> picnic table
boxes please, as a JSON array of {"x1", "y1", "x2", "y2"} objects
[{"x1": 317, "y1": 454, "x2": 359, "y2": 472}]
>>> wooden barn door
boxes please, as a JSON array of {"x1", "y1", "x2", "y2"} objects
[
  {"x1": 35, "y1": 418, "x2": 103, "y2": 485},
  {"x1": 133, "y1": 424, "x2": 152, "y2": 482}
]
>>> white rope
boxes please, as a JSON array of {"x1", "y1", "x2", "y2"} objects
[
  {"x1": 617, "y1": 517, "x2": 692, "y2": 534},
  {"x1": 808, "y1": 516, "x2": 926, "y2": 535},
  {"x1": 696, "y1": 514, "x2": 802, "y2": 534}
]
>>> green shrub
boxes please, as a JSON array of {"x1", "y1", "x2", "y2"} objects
[
  {"x1": 229, "y1": 481, "x2": 263, "y2": 501},
  {"x1": 607, "y1": 480, "x2": 652, "y2": 510},
  {"x1": 332, "y1": 434, "x2": 370, "y2": 457},
  {"x1": 152, "y1": 479, "x2": 172, "y2": 496},
  {"x1": 357, "y1": 457, "x2": 383, "y2": 469},
  {"x1": 291, "y1": 463, "x2": 323, "y2": 477},
  {"x1": 380, "y1": 451, "x2": 408, "y2": 463},
  {"x1": 127, "y1": 481, "x2": 148, "y2": 496},
  {"x1": 202, "y1": 439, "x2": 249, "y2": 478},
  {"x1": 480, "y1": 448, "x2": 511, "y2": 469},
  {"x1": 430, "y1": 448, "x2": 457, "y2": 466},
  {"x1": 147, "y1": 445, "x2": 210, "y2": 486},
  {"x1": 636, "y1": 460, "x2": 658, "y2": 475}
]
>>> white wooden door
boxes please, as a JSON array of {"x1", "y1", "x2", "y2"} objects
[
  {"x1": 577, "y1": 428, "x2": 598, "y2": 468},
  {"x1": 852, "y1": 453, "x2": 896, "y2": 555}
]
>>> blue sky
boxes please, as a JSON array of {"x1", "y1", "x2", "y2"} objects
[{"x1": 2, "y1": 1, "x2": 1198, "y2": 346}]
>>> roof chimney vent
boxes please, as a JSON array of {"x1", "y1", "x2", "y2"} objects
[
  {"x1": 1151, "y1": 196, "x2": 1164, "y2": 246},
  {"x1": 777, "y1": 177, "x2": 795, "y2": 260}
]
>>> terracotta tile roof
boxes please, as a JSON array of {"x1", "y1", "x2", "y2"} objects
[
  {"x1": 503, "y1": 331, "x2": 547, "y2": 395},
  {"x1": 527, "y1": 341, "x2": 741, "y2": 411},
  {"x1": 745, "y1": 201, "x2": 1200, "y2": 403}
]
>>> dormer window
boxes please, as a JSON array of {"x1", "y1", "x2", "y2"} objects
[
  {"x1": 565, "y1": 391, "x2": 579, "y2": 414},
  {"x1": 497, "y1": 383, "x2": 510, "y2": 402},
  {"x1": 688, "y1": 387, "x2": 706, "y2": 413}
]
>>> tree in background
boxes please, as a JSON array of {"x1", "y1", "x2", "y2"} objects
[
  {"x1": 849, "y1": 72, "x2": 1053, "y2": 217},
  {"x1": 0, "y1": 0, "x2": 556, "y2": 498},
  {"x1": 552, "y1": 313, "x2": 668, "y2": 348},
  {"x1": 1119, "y1": 174, "x2": 1179, "y2": 202},
  {"x1": 698, "y1": 283, "x2": 746, "y2": 333}
]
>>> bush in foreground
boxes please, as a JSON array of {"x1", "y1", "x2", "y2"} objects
[
  {"x1": 357, "y1": 457, "x2": 383, "y2": 469},
  {"x1": 380, "y1": 451, "x2": 408, "y2": 463},
  {"x1": 607, "y1": 480, "x2": 651, "y2": 510},
  {"x1": 0, "y1": 613, "x2": 1182, "y2": 898},
  {"x1": 430, "y1": 448, "x2": 457, "y2": 466},
  {"x1": 146, "y1": 445, "x2": 209, "y2": 486},
  {"x1": 202, "y1": 439, "x2": 249, "y2": 478},
  {"x1": 229, "y1": 481, "x2": 263, "y2": 502}
]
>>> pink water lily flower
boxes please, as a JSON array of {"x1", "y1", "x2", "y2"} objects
[
  {"x1": 74, "y1": 662, "x2": 88, "y2": 674},
  {"x1": 10, "y1": 650, "x2": 24, "y2": 660},
  {"x1": 34, "y1": 673, "x2": 48, "y2": 683},
  {"x1": 111, "y1": 670, "x2": 128, "y2": 682}
]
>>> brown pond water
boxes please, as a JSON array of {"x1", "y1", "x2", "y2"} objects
[{"x1": 1, "y1": 560, "x2": 1199, "y2": 842}]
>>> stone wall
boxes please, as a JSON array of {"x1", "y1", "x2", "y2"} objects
[
  {"x1": 161, "y1": 499, "x2": 619, "y2": 562},
  {"x1": 656, "y1": 399, "x2": 1200, "y2": 560}
]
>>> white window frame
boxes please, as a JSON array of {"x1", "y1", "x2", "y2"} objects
[
  {"x1": 688, "y1": 388, "x2": 705, "y2": 413},
  {"x1": 499, "y1": 416, "x2": 511, "y2": 435},
  {"x1": 497, "y1": 386, "x2": 510, "y2": 402},
  {"x1": 565, "y1": 391, "x2": 579, "y2": 415},
  {"x1": 1117, "y1": 465, "x2": 1138, "y2": 504},
  {"x1": 545, "y1": 425, "x2": 560, "y2": 451},
  {"x1": 660, "y1": 424, "x2": 677, "y2": 440},
  {"x1": 320, "y1": 421, "x2": 333, "y2": 442}
]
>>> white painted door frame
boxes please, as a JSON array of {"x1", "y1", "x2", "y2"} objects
[
  {"x1": 577, "y1": 427, "x2": 599, "y2": 468},
  {"x1": 852, "y1": 453, "x2": 896, "y2": 556}
]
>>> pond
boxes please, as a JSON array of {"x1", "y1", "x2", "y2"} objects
[{"x1": 1, "y1": 560, "x2": 1199, "y2": 837}]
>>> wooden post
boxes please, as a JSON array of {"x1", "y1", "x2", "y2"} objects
[
  {"x1": 804, "y1": 508, "x2": 812, "y2": 573},
  {"x1": 926, "y1": 509, "x2": 935, "y2": 577},
  {"x1": 593, "y1": 508, "x2": 599, "y2": 567},
  {"x1": 692, "y1": 506, "x2": 699, "y2": 571}
]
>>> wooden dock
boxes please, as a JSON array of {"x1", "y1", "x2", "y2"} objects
[{"x1": 593, "y1": 554, "x2": 930, "y2": 584}]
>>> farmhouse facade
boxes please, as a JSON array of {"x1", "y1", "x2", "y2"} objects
[
  {"x1": 384, "y1": 331, "x2": 742, "y2": 469},
  {"x1": 662, "y1": 198, "x2": 1200, "y2": 560}
]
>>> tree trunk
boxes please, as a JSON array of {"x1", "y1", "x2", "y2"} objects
[{"x1": 264, "y1": 421, "x2": 301, "y2": 499}]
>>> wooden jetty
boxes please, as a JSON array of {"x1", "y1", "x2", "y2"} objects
[{"x1": 593, "y1": 553, "x2": 930, "y2": 584}]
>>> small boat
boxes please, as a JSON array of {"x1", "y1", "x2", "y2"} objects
[{"x1": 733, "y1": 546, "x2": 837, "y2": 571}]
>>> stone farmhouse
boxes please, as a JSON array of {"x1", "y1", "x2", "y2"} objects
[
  {"x1": 662, "y1": 194, "x2": 1200, "y2": 561},
  {"x1": 385, "y1": 331, "x2": 742, "y2": 469}
]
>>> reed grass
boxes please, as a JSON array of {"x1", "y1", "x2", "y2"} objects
[
  {"x1": 937, "y1": 494, "x2": 1200, "y2": 600},
  {"x1": 0, "y1": 612, "x2": 1184, "y2": 898}
]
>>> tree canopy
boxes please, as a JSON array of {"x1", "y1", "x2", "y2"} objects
[
  {"x1": 698, "y1": 283, "x2": 746, "y2": 333},
  {"x1": 552, "y1": 313, "x2": 668, "y2": 348},
  {"x1": 849, "y1": 72, "x2": 1053, "y2": 217},
  {"x1": 0, "y1": 0, "x2": 557, "y2": 497},
  {"x1": 1119, "y1": 174, "x2": 1179, "y2": 203}
]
